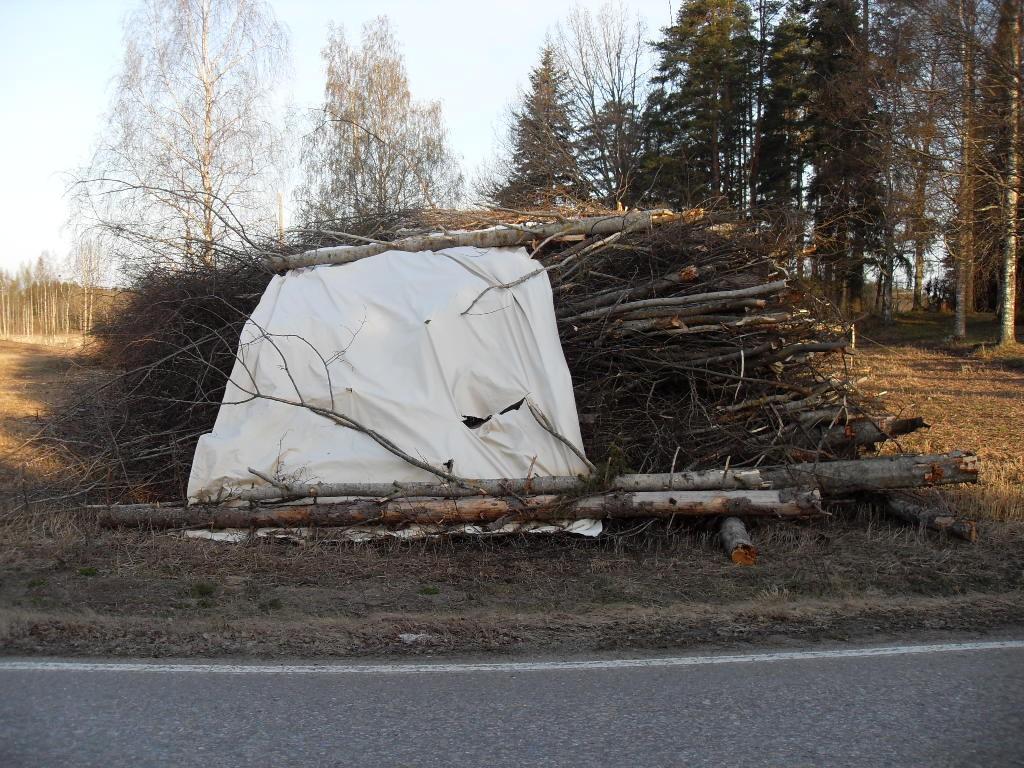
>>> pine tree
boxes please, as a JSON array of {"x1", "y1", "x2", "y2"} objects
[
  {"x1": 494, "y1": 46, "x2": 582, "y2": 208},
  {"x1": 645, "y1": 0, "x2": 757, "y2": 208}
]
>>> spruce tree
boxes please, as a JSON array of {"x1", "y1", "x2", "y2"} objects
[
  {"x1": 494, "y1": 46, "x2": 581, "y2": 208},
  {"x1": 756, "y1": 4, "x2": 809, "y2": 209},
  {"x1": 645, "y1": 0, "x2": 756, "y2": 208},
  {"x1": 802, "y1": 0, "x2": 882, "y2": 309}
]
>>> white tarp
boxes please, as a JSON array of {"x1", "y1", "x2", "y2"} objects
[{"x1": 187, "y1": 245, "x2": 591, "y2": 503}]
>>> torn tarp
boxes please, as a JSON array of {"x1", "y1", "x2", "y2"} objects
[{"x1": 187, "y1": 246, "x2": 591, "y2": 504}]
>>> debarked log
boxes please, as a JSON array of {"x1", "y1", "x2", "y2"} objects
[
  {"x1": 94, "y1": 489, "x2": 823, "y2": 530},
  {"x1": 186, "y1": 451, "x2": 978, "y2": 504},
  {"x1": 273, "y1": 210, "x2": 688, "y2": 270}
]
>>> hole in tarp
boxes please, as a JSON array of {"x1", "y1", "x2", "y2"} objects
[{"x1": 461, "y1": 398, "x2": 526, "y2": 429}]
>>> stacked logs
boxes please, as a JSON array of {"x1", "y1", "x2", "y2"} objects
[{"x1": 96, "y1": 451, "x2": 981, "y2": 562}]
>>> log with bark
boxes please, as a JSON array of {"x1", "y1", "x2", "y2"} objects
[
  {"x1": 272, "y1": 210, "x2": 687, "y2": 270},
  {"x1": 718, "y1": 517, "x2": 758, "y2": 565},
  {"x1": 94, "y1": 488, "x2": 823, "y2": 530},
  {"x1": 878, "y1": 492, "x2": 978, "y2": 542}
]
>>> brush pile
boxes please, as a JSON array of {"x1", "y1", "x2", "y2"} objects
[
  {"x1": 546, "y1": 214, "x2": 884, "y2": 474},
  {"x1": 275, "y1": 207, "x2": 917, "y2": 474},
  {"x1": 50, "y1": 208, "x2": 980, "y2": 556}
]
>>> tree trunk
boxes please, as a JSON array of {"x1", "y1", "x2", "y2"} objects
[
  {"x1": 999, "y1": 0, "x2": 1021, "y2": 346},
  {"x1": 95, "y1": 489, "x2": 823, "y2": 530},
  {"x1": 880, "y1": 493, "x2": 978, "y2": 542},
  {"x1": 273, "y1": 210, "x2": 689, "y2": 270},
  {"x1": 955, "y1": 0, "x2": 978, "y2": 339},
  {"x1": 913, "y1": 237, "x2": 926, "y2": 310},
  {"x1": 805, "y1": 415, "x2": 927, "y2": 453}
]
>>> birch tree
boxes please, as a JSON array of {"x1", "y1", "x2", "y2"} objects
[
  {"x1": 296, "y1": 17, "x2": 463, "y2": 224},
  {"x1": 996, "y1": 0, "x2": 1021, "y2": 345},
  {"x1": 79, "y1": 0, "x2": 288, "y2": 268},
  {"x1": 555, "y1": 2, "x2": 649, "y2": 207},
  {"x1": 70, "y1": 238, "x2": 107, "y2": 334}
]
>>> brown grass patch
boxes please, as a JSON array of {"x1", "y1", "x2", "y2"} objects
[
  {"x1": 1, "y1": 333, "x2": 1022, "y2": 657},
  {"x1": 853, "y1": 322, "x2": 1024, "y2": 521}
]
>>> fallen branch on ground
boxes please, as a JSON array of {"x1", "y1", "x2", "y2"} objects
[{"x1": 878, "y1": 492, "x2": 978, "y2": 542}]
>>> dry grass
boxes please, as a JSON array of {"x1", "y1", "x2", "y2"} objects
[
  {"x1": 1, "y1": 329, "x2": 1022, "y2": 657},
  {"x1": 1, "y1": 505, "x2": 1022, "y2": 657},
  {"x1": 855, "y1": 312, "x2": 1024, "y2": 522},
  {"x1": 0, "y1": 340, "x2": 79, "y2": 491}
]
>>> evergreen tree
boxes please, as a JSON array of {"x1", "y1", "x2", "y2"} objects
[
  {"x1": 756, "y1": 4, "x2": 809, "y2": 209},
  {"x1": 645, "y1": 0, "x2": 756, "y2": 208},
  {"x1": 494, "y1": 47, "x2": 582, "y2": 208},
  {"x1": 802, "y1": 0, "x2": 882, "y2": 309}
]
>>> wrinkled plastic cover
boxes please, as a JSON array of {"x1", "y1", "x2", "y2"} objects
[{"x1": 187, "y1": 246, "x2": 591, "y2": 502}]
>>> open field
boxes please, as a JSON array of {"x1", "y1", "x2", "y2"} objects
[
  {"x1": 0, "y1": 321, "x2": 1022, "y2": 658},
  {"x1": 857, "y1": 313, "x2": 1024, "y2": 522}
]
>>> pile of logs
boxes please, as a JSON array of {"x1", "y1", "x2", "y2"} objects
[
  {"x1": 96, "y1": 451, "x2": 981, "y2": 562},
  {"x1": 273, "y1": 210, "x2": 902, "y2": 473}
]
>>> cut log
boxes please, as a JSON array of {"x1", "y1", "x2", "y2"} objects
[
  {"x1": 556, "y1": 266, "x2": 703, "y2": 315},
  {"x1": 94, "y1": 489, "x2": 823, "y2": 530},
  {"x1": 272, "y1": 210, "x2": 687, "y2": 270},
  {"x1": 566, "y1": 280, "x2": 789, "y2": 322},
  {"x1": 611, "y1": 298, "x2": 767, "y2": 322},
  {"x1": 188, "y1": 451, "x2": 978, "y2": 504},
  {"x1": 757, "y1": 451, "x2": 979, "y2": 495},
  {"x1": 809, "y1": 416, "x2": 927, "y2": 451},
  {"x1": 880, "y1": 493, "x2": 978, "y2": 542},
  {"x1": 719, "y1": 517, "x2": 758, "y2": 565}
]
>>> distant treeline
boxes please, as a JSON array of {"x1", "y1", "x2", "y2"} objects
[{"x1": 0, "y1": 253, "x2": 108, "y2": 339}]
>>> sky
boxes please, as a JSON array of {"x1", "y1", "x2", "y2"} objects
[{"x1": 0, "y1": 0, "x2": 675, "y2": 274}]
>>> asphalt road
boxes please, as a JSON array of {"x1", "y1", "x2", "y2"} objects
[{"x1": 1, "y1": 640, "x2": 1023, "y2": 768}]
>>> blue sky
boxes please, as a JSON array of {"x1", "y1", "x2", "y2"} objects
[{"x1": 0, "y1": 0, "x2": 674, "y2": 273}]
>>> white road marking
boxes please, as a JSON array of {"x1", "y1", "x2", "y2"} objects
[{"x1": 1, "y1": 640, "x2": 1022, "y2": 676}]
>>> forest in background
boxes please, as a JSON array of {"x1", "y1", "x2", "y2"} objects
[
  {"x1": 8, "y1": 0, "x2": 1020, "y2": 345},
  {"x1": 488, "y1": 0, "x2": 1022, "y2": 342},
  {"x1": 0, "y1": 243, "x2": 106, "y2": 340}
]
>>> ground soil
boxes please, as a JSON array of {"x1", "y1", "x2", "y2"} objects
[{"x1": 1, "y1": 320, "x2": 1022, "y2": 659}]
